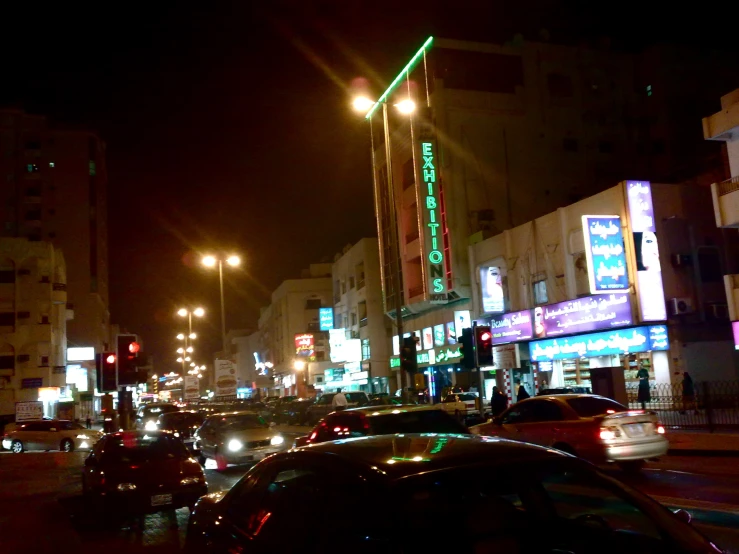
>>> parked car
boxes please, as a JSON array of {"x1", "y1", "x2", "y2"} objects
[
  {"x1": 272, "y1": 398, "x2": 314, "y2": 425},
  {"x1": 294, "y1": 404, "x2": 468, "y2": 447},
  {"x1": 439, "y1": 392, "x2": 480, "y2": 419},
  {"x1": 2, "y1": 419, "x2": 102, "y2": 453},
  {"x1": 194, "y1": 411, "x2": 286, "y2": 470},
  {"x1": 135, "y1": 403, "x2": 180, "y2": 431},
  {"x1": 305, "y1": 392, "x2": 369, "y2": 425},
  {"x1": 156, "y1": 410, "x2": 206, "y2": 452},
  {"x1": 471, "y1": 394, "x2": 669, "y2": 471},
  {"x1": 185, "y1": 433, "x2": 719, "y2": 553},
  {"x1": 82, "y1": 430, "x2": 206, "y2": 516}
]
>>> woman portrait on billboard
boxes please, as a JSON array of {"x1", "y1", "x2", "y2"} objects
[
  {"x1": 533, "y1": 306, "x2": 547, "y2": 338},
  {"x1": 634, "y1": 231, "x2": 661, "y2": 272},
  {"x1": 481, "y1": 266, "x2": 505, "y2": 313}
]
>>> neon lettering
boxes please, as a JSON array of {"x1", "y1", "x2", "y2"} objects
[{"x1": 420, "y1": 141, "x2": 447, "y2": 298}]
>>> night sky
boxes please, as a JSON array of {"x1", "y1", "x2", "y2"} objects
[{"x1": 2, "y1": 1, "x2": 737, "y2": 373}]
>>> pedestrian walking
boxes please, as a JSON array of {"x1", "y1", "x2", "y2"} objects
[
  {"x1": 637, "y1": 367, "x2": 651, "y2": 410},
  {"x1": 516, "y1": 380, "x2": 530, "y2": 401},
  {"x1": 85, "y1": 415, "x2": 92, "y2": 430},
  {"x1": 331, "y1": 388, "x2": 348, "y2": 411},
  {"x1": 491, "y1": 386, "x2": 508, "y2": 416},
  {"x1": 680, "y1": 371, "x2": 698, "y2": 414}
]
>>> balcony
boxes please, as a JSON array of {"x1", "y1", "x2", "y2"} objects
[
  {"x1": 711, "y1": 176, "x2": 739, "y2": 228},
  {"x1": 359, "y1": 317, "x2": 368, "y2": 327},
  {"x1": 52, "y1": 282, "x2": 67, "y2": 304}
]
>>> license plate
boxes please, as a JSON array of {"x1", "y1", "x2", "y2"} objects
[
  {"x1": 151, "y1": 494, "x2": 173, "y2": 506},
  {"x1": 626, "y1": 423, "x2": 645, "y2": 437}
]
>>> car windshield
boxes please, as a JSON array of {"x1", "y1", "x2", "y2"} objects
[
  {"x1": 317, "y1": 394, "x2": 335, "y2": 405},
  {"x1": 566, "y1": 397, "x2": 627, "y2": 417},
  {"x1": 217, "y1": 414, "x2": 268, "y2": 430},
  {"x1": 369, "y1": 410, "x2": 469, "y2": 435},
  {"x1": 142, "y1": 404, "x2": 179, "y2": 418},
  {"x1": 458, "y1": 394, "x2": 477, "y2": 401},
  {"x1": 103, "y1": 433, "x2": 190, "y2": 463},
  {"x1": 346, "y1": 393, "x2": 366, "y2": 403}
]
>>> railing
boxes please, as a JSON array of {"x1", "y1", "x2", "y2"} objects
[
  {"x1": 626, "y1": 381, "x2": 739, "y2": 431},
  {"x1": 718, "y1": 175, "x2": 739, "y2": 197}
]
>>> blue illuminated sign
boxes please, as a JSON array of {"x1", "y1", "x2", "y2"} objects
[
  {"x1": 319, "y1": 308, "x2": 334, "y2": 331},
  {"x1": 582, "y1": 215, "x2": 629, "y2": 293},
  {"x1": 529, "y1": 325, "x2": 669, "y2": 362}
]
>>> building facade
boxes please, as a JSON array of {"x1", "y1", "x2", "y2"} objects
[{"x1": 0, "y1": 238, "x2": 70, "y2": 421}]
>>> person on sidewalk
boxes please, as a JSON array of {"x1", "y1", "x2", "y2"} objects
[
  {"x1": 491, "y1": 387, "x2": 508, "y2": 416},
  {"x1": 515, "y1": 380, "x2": 530, "y2": 401},
  {"x1": 680, "y1": 372, "x2": 698, "y2": 414},
  {"x1": 332, "y1": 388, "x2": 348, "y2": 411},
  {"x1": 637, "y1": 367, "x2": 651, "y2": 410}
]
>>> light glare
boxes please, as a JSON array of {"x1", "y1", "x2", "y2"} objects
[
  {"x1": 202, "y1": 255, "x2": 217, "y2": 267},
  {"x1": 176, "y1": 333, "x2": 185, "y2": 340},
  {"x1": 395, "y1": 99, "x2": 416, "y2": 114},
  {"x1": 226, "y1": 255, "x2": 240, "y2": 267},
  {"x1": 177, "y1": 308, "x2": 188, "y2": 317},
  {"x1": 193, "y1": 307, "x2": 205, "y2": 317},
  {"x1": 352, "y1": 96, "x2": 374, "y2": 112}
]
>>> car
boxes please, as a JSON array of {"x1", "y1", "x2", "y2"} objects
[
  {"x1": 194, "y1": 411, "x2": 286, "y2": 470},
  {"x1": 304, "y1": 391, "x2": 369, "y2": 425},
  {"x1": 156, "y1": 410, "x2": 206, "y2": 452},
  {"x1": 293, "y1": 404, "x2": 469, "y2": 448},
  {"x1": 439, "y1": 392, "x2": 481, "y2": 419},
  {"x1": 471, "y1": 394, "x2": 669, "y2": 471},
  {"x1": 272, "y1": 398, "x2": 314, "y2": 425},
  {"x1": 135, "y1": 402, "x2": 180, "y2": 431},
  {"x1": 2, "y1": 419, "x2": 103, "y2": 453},
  {"x1": 82, "y1": 430, "x2": 206, "y2": 516},
  {"x1": 185, "y1": 433, "x2": 720, "y2": 553}
]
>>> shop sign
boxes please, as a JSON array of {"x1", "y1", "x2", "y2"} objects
[
  {"x1": 480, "y1": 265, "x2": 506, "y2": 313},
  {"x1": 319, "y1": 308, "x2": 334, "y2": 331},
  {"x1": 582, "y1": 215, "x2": 629, "y2": 293},
  {"x1": 490, "y1": 310, "x2": 533, "y2": 345},
  {"x1": 626, "y1": 180, "x2": 667, "y2": 321},
  {"x1": 454, "y1": 311, "x2": 471, "y2": 333},
  {"x1": 422, "y1": 327, "x2": 433, "y2": 350},
  {"x1": 67, "y1": 347, "x2": 95, "y2": 362},
  {"x1": 529, "y1": 325, "x2": 670, "y2": 362},
  {"x1": 445, "y1": 322, "x2": 457, "y2": 344},
  {"x1": 344, "y1": 361, "x2": 361, "y2": 373},
  {"x1": 433, "y1": 324, "x2": 445, "y2": 346},
  {"x1": 215, "y1": 359, "x2": 238, "y2": 397},
  {"x1": 184, "y1": 375, "x2": 199, "y2": 401},
  {"x1": 350, "y1": 371, "x2": 369, "y2": 380},
  {"x1": 15, "y1": 401, "x2": 43, "y2": 422},
  {"x1": 344, "y1": 339, "x2": 362, "y2": 363},
  {"x1": 419, "y1": 140, "x2": 447, "y2": 300},
  {"x1": 390, "y1": 357, "x2": 401, "y2": 369},
  {"x1": 434, "y1": 345, "x2": 463, "y2": 363},
  {"x1": 733, "y1": 321, "x2": 739, "y2": 351},
  {"x1": 295, "y1": 334, "x2": 315, "y2": 359},
  {"x1": 493, "y1": 344, "x2": 520, "y2": 369},
  {"x1": 329, "y1": 329, "x2": 347, "y2": 362},
  {"x1": 533, "y1": 293, "x2": 632, "y2": 339}
]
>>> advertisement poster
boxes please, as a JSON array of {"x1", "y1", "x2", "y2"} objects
[
  {"x1": 184, "y1": 376, "x2": 200, "y2": 401},
  {"x1": 582, "y1": 215, "x2": 629, "y2": 293},
  {"x1": 454, "y1": 311, "x2": 472, "y2": 334},
  {"x1": 319, "y1": 308, "x2": 334, "y2": 331},
  {"x1": 414, "y1": 331, "x2": 422, "y2": 351},
  {"x1": 214, "y1": 359, "x2": 237, "y2": 397},
  {"x1": 433, "y1": 324, "x2": 445, "y2": 347},
  {"x1": 627, "y1": 180, "x2": 667, "y2": 321},
  {"x1": 489, "y1": 309, "x2": 534, "y2": 345},
  {"x1": 532, "y1": 293, "x2": 633, "y2": 339},
  {"x1": 15, "y1": 401, "x2": 43, "y2": 422},
  {"x1": 480, "y1": 266, "x2": 506, "y2": 314},
  {"x1": 422, "y1": 327, "x2": 434, "y2": 350},
  {"x1": 446, "y1": 322, "x2": 457, "y2": 345},
  {"x1": 294, "y1": 333, "x2": 315, "y2": 359},
  {"x1": 329, "y1": 329, "x2": 347, "y2": 362},
  {"x1": 493, "y1": 344, "x2": 520, "y2": 369}
]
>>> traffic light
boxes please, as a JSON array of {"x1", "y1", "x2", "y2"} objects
[
  {"x1": 117, "y1": 334, "x2": 140, "y2": 386},
  {"x1": 475, "y1": 325, "x2": 494, "y2": 367},
  {"x1": 96, "y1": 352, "x2": 117, "y2": 392},
  {"x1": 458, "y1": 328, "x2": 475, "y2": 369},
  {"x1": 400, "y1": 336, "x2": 418, "y2": 374}
]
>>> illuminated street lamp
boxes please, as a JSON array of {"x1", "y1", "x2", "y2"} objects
[
  {"x1": 293, "y1": 360, "x2": 306, "y2": 371},
  {"x1": 177, "y1": 347, "x2": 184, "y2": 354},
  {"x1": 201, "y1": 254, "x2": 241, "y2": 354},
  {"x1": 186, "y1": 346, "x2": 194, "y2": 353},
  {"x1": 176, "y1": 357, "x2": 183, "y2": 363},
  {"x1": 176, "y1": 333, "x2": 185, "y2": 340},
  {"x1": 189, "y1": 332, "x2": 197, "y2": 339}
]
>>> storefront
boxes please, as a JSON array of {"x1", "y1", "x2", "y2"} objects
[{"x1": 390, "y1": 342, "x2": 474, "y2": 401}]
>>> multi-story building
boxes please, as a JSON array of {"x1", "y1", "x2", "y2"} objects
[
  {"x1": 328, "y1": 238, "x2": 391, "y2": 394},
  {"x1": 0, "y1": 108, "x2": 110, "y2": 355},
  {"x1": 0, "y1": 238, "x2": 70, "y2": 422},
  {"x1": 362, "y1": 36, "x2": 739, "y2": 395},
  {"x1": 256, "y1": 264, "x2": 333, "y2": 397}
]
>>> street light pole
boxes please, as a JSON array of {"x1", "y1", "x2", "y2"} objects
[{"x1": 218, "y1": 259, "x2": 227, "y2": 355}]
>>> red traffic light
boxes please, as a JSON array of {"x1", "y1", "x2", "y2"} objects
[
  {"x1": 479, "y1": 331, "x2": 492, "y2": 342},
  {"x1": 128, "y1": 342, "x2": 140, "y2": 354},
  {"x1": 106, "y1": 354, "x2": 116, "y2": 364}
]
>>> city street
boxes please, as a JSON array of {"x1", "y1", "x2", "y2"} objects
[{"x1": 1, "y1": 432, "x2": 739, "y2": 553}]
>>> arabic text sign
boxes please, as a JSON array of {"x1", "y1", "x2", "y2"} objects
[
  {"x1": 582, "y1": 215, "x2": 629, "y2": 293},
  {"x1": 319, "y1": 308, "x2": 334, "y2": 331},
  {"x1": 184, "y1": 375, "x2": 200, "y2": 401},
  {"x1": 294, "y1": 333, "x2": 315, "y2": 359},
  {"x1": 489, "y1": 310, "x2": 533, "y2": 345},
  {"x1": 534, "y1": 293, "x2": 633, "y2": 338},
  {"x1": 16, "y1": 401, "x2": 43, "y2": 422},
  {"x1": 529, "y1": 325, "x2": 670, "y2": 362}
]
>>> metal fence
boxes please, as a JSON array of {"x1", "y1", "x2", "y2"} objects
[{"x1": 626, "y1": 381, "x2": 739, "y2": 431}]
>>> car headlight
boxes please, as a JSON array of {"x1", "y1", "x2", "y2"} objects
[
  {"x1": 117, "y1": 483, "x2": 137, "y2": 492},
  {"x1": 227, "y1": 439, "x2": 243, "y2": 452},
  {"x1": 180, "y1": 476, "x2": 203, "y2": 486},
  {"x1": 144, "y1": 421, "x2": 158, "y2": 431},
  {"x1": 76, "y1": 434, "x2": 91, "y2": 440},
  {"x1": 270, "y1": 435, "x2": 284, "y2": 446}
]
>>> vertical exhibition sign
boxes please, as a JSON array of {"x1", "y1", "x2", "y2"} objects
[
  {"x1": 581, "y1": 215, "x2": 629, "y2": 293},
  {"x1": 626, "y1": 181, "x2": 667, "y2": 321},
  {"x1": 419, "y1": 140, "x2": 447, "y2": 303}
]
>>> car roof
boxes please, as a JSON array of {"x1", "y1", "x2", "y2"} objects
[
  {"x1": 522, "y1": 393, "x2": 616, "y2": 402},
  {"x1": 207, "y1": 410, "x2": 264, "y2": 418},
  {"x1": 344, "y1": 404, "x2": 441, "y2": 416},
  {"x1": 295, "y1": 433, "x2": 566, "y2": 479}
]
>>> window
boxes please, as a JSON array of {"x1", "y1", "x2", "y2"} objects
[
  {"x1": 350, "y1": 311, "x2": 357, "y2": 326},
  {"x1": 26, "y1": 163, "x2": 40, "y2": 173},
  {"x1": 402, "y1": 158, "x2": 415, "y2": 190},
  {"x1": 0, "y1": 355, "x2": 13, "y2": 370},
  {"x1": 533, "y1": 279, "x2": 548, "y2": 305},
  {"x1": 528, "y1": 400, "x2": 563, "y2": 422},
  {"x1": 567, "y1": 397, "x2": 626, "y2": 417},
  {"x1": 40, "y1": 356, "x2": 49, "y2": 366},
  {"x1": 562, "y1": 138, "x2": 578, "y2": 152},
  {"x1": 435, "y1": 48, "x2": 524, "y2": 94},
  {"x1": 0, "y1": 312, "x2": 14, "y2": 326},
  {"x1": 652, "y1": 140, "x2": 665, "y2": 155},
  {"x1": 698, "y1": 248, "x2": 722, "y2": 283},
  {"x1": 0, "y1": 270, "x2": 14, "y2": 284},
  {"x1": 361, "y1": 338, "x2": 370, "y2": 360},
  {"x1": 547, "y1": 73, "x2": 574, "y2": 98},
  {"x1": 369, "y1": 410, "x2": 467, "y2": 435},
  {"x1": 304, "y1": 298, "x2": 321, "y2": 310},
  {"x1": 349, "y1": 276, "x2": 355, "y2": 289},
  {"x1": 341, "y1": 280, "x2": 346, "y2": 294},
  {"x1": 49, "y1": 162, "x2": 55, "y2": 168}
]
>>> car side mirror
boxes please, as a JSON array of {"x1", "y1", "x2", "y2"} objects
[{"x1": 673, "y1": 509, "x2": 692, "y2": 525}]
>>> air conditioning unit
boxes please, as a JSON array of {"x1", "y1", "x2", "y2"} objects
[{"x1": 670, "y1": 297, "x2": 694, "y2": 316}]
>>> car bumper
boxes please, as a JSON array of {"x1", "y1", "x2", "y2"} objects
[
  {"x1": 223, "y1": 446, "x2": 283, "y2": 464},
  {"x1": 90, "y1": 484, "x2": 208, "y2": 514},
  {"x1": 605, "y1": 437, "x2": 669, "y2": 462}
]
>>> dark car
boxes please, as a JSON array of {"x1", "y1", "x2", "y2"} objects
[
  {"x1": 272, "y1": 398, "x2": 314, "y2": 425},
  {"x1": 305, "y1": 391, "x2": 369, "y2": 425},
  {"x1": 82, "y1": 430, "x2": 207, "y2": 516},
  {"x1": 135, "y1": 402, "x2": 180, "y2": 431},
  {"x1": 156, "y1": 410, "x2": 206, "y2": 452},
  {"x1": 185, "y1": 434, "x2": 720, "y2": 554},
  {"x1": 293, "y1": 405, "x2": 469, "y2": 448}
]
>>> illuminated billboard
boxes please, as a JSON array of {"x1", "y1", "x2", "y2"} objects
[
  {"x1": 582, "y1": 215, "x2": 629, "y2": 293},
  {"x1": 479, "y1": 266, "x2": 505, "y2": 313}
]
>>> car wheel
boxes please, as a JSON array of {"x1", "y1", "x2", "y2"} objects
[
  {"x1": 618, "y1": 460, "x2": 646, "y2": 473},
  {"x1": 553, "y1": 443, "x2": 576, "y2": 456},
  {"x1": 60, "y1": 438, "x2": 75, "y2": 453},
  {"x1": 11, "y1": 440, "x2": 23, "y2": 453}
]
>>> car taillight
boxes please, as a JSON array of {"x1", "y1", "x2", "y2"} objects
[
  {"x1": 656, "y1": 425, "x2": 665, "y2": 434},
  {"x1": 599, "y1": 426, "x2": 621, "y2": 440}
]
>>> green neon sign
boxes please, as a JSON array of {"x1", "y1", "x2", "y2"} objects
[
  {"x1": 421, "y1": 141, "x2": 446, "y2": 296},
  {"x1": 364, "y1": 36, "x2": 434, "y2": 120},
  {"x1": 434, "y1": 346, "x2": 462, "y2": 363}
]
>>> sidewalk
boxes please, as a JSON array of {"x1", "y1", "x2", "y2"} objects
[{"x1": 667, "y1": 430, "x2": 739, "y2": 456}]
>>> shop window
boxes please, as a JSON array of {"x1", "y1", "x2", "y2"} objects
[
  {"x1": 532, "y1": 279, "x2": 548, "y2": 305},
  {"x1": 361, "y1": 339, "x2": 370, "y2": 360}
]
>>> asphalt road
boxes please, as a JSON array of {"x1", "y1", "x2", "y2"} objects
[{"x1": 1, "y1": 440, "x2": 739, "y2": 553}]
